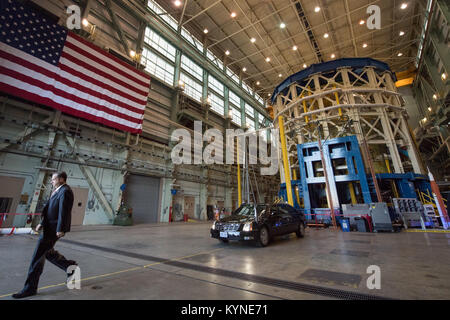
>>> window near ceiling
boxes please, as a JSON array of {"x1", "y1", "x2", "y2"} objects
[
  {"x1": 147, "y1": 0, "x2": 178, "y2": 30},
  {"x1": 242, "y1": 81, "x2": 253, "y2": 96},
  {"x1": 144, "y1": 27, "x2": 176, "y2": 62},
  {"x1": 141, "y1": 48, "x2": 174, "y2": 86},
  {"x1": 181, "y1": 27, "x2": 204, "y2": 52},
  {"x1": 255, "y1": 93, "x2": 264, "y2": 106},
  {"x1": 208, "y1": 75, "x2": 224, "y2": 96},
  {"x1": 181, "y1": 54, "x2": 203, "y2": 81},
  {"x1": 229, "y1": 90, "x2": 241, "y2": 108},
  {"x1": 245, "y1": 103, "x2": 254, "y2": 117},
  {"x1": 230, "y1": 106, "x2": 241, "y2": 126},
  {"x1": 209, "y1": 92, "x2": 224, "y2": 115},
  {"x1": 258, "y1": 113, "x2": 265, "y2": 127},
  {"x1": 207, "y1": 49, "x2": 224, "y2": 71},
  {"x1": 246, "y1": 117, "x2": 255, "y2": 131},
  {"x1": 180, "y1": 73, "x2": 203, "y2": 102},
  {"x1": 226, "y1": 67, "x2": 240, "y2": 84}
]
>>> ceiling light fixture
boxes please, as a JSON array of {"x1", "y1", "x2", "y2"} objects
[
  {"x1": 129, "y1": 50, "x2": 136, "y2": 58},
  {"x1": 428, "y1": 107, "x2": 432, "y2": 112},
  {"x1": 324, "y1": 33, "x2": 329, "y2": 38},
  {"x1": 82, "y1": 18, "x2": 89, "y2": 27},
  {"x1": 225, "y1": 50, "x2": 230, "y2": 56},
  {"x1": 279, "y1": 73, "x2": 282, "y2": 77},
  {"x1": 303, "y1": 63, "x2": 307, "y2": 68},
  {"x1": 433, "y1": 94, "x2": 438, "y2": 100},
  {"x1": 268, "y1": 93, "x2": 271, "y2": 97},
  {"x1": 397, "y1": 52, "x2": 403, "y2": 56},
  {"x1": 280, "y1": 22, "x2": 286, "y2": 29},
  {"x1": 314, "y1": 6, "x2": 320, "y2": 12},
  {"x1": 362, "y1": 43, "x2": 368, "y2": 48},
  {"x1": 174, "y1": 0, "x2": 182, "y2": 7},
  {"x1": 230, "y1": 12, "x2": 237, "y2": 18},
  {"x1": 399, "y1": 31, "x2": 405, "y2": 36},
  {"x1": 265, "y1": 57, "x2": 271, "y2": 62},
  {"x1": 400, "y1": 3, "x2": 408, "y2": 9},
  {"x1": 203, "y1": 28, "x2": 208, "y2": 34},
  {"x1": 292, "y1": 45, "x2": 298, "y2": 51},
  {"x1": 359, "y1": 20, "x2": 365, "y2": 25},
  {"x1": 256, "y1": 81, "x2": 260, "y2": 85},
  {"x1": 242, "y1": 67, "x2": 247, "y2": 72},
  {"x1": 331, "y1": 53, "x2": 335, "y2": 58},
  {"x1": 442, "y1": 73, "x2": 447, "y2": 81}
]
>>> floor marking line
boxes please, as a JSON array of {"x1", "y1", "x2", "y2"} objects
[{"x1": 0, "y1": 247, "x2": 223, "y2": 299}]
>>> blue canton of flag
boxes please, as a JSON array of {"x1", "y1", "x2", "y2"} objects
[{"x1": 0, "y1": 0, "x2": 67, "y2": 66}]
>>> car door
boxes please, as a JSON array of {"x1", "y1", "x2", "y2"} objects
[
  {"x1": 278, "y1": 204, "x2": 296, "y2": 234},
  {"x1": 266, "y1": 206, "x2": 283, "y2": 236}
]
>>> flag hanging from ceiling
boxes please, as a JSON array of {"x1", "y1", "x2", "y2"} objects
[{"x1": 0, "y1": 0, "x2": 150, "y2": 134}]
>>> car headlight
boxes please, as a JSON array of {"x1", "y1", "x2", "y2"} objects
[
  {"x1": 243, "y1": 222, "x2": 252, "y2": 232},
  {"x1": 211, "y1": 221, "x2": 216, "y2": 230}
]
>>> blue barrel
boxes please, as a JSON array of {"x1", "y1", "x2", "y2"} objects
[{"x1": 340, "y1": 217, "x2": 350, "y2": 232}]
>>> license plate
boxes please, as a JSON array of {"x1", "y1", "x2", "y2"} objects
[{"x1": 220, "y1": 231, "x2": 228, "y2": 238}]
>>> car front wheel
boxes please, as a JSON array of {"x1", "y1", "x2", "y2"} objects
[
  {"x1": 296, "y1": 223, "x2": 305, "y2": 238},
  {"x1": 256, "y1": 226, "x2": 270, "y2": 247}
]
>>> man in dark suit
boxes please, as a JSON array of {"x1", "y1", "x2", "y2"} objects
[{"x1": 13, "y1": 171, "x2": 77, "y2": 299}]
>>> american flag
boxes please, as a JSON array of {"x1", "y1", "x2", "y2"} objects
[{"x1": 0, "y1": 0, "x2": 150, "y2": 134}]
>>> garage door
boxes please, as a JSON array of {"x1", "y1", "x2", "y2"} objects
[{"x1": 125, "y1": 174, "x2": 160, "y2": 224}]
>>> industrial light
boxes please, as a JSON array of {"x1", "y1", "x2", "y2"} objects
[
  {"x1": 174, "y1": 0, "x2": 182, "y2": 7},
  {"x1": 400, "y1": 3, "x2": 408, "y2": 9},
  {"x1": 331, "y1": 53, "x2": 335, "y2": 58},
  {"x1": 399, "y1": 31, "x2": 405, "y2": 36},
  {"x1": 242, "y1": 67, "x2": 247, "y2": 72},
  {"x1": 230, "y1": 12, "x2": 237, "y2": 18},
  {"x1": 280, "y1": 22, "x2": 286, "y2": 29},
  {"x1": 314, "y1": 6, "x2": 320, "y2": 13},
  {"x1": 397, "y1": 52, "x2": 403, "y2": 56},
  {"x1": 442, "y1": 73, "x2": 447, "y2": 81},
  {"x1": 303, "y1": 63, "x2": 307, "y2": 68},
  {"x1": 82, "y1": 18, "x2": 89, "y2": 27},
  {"x1": 323, "y1": 33, "x2": 329, "y2": 38},
  {"x1": 362, "y1": 43, "x2": 368, "y2": 48},
  {"x1": 279, "y1": 73, "x2": 282, "y2": 77},
  {"x1": 422, "y1": 117, "x2": 427, "y2": 122},
  {"x1": 129, "y1": 50, "x2": 136, "y2": 58},
  {"x1": 359, "y1": 20, "x2": 365, "y2": 25},
  {"x1": 250, "y1": 37, "x2": 256, "y2": 43},
  {"x1": 225, "y1": 50, "x2": 230, "y2": 55},
  {"x1": 256, "y1": 81, "x2": 260, "y2": 85},
  {"x1": 428, "y1": 107, "x2": 432, "y2": 112},
  {"x1": 292, "y1": 45, "x2": 298, "y2": 51},
  {"x1": 433, "y1": 94, "x2": 438, "y2": 100},
  {"x1": 265, "y1": 57, "x2": 271, "y2": 62},
  {"x1": 203, "y1": 28, "x2": 208, "y2": 34},
  {"x1": 267, "y1": 93, "x2": 271, "y2": 97}
]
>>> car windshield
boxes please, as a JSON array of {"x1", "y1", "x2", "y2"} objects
[{"x1": 233, "y1": 204, "x2": 265, "y2": 216}]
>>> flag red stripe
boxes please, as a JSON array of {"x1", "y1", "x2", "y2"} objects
[
  {"x1": 1, "y1": 66, "x2": 143, "y2": 125},
  {"x1": 1, "y1": 49, "x2": 146, "y2": 113},
  {"x1": 68, "y1": 33, "x2": 150, "y2": 82},
  {"x1": 64, "y1": 39, "x2": 149, "y2": 90},
  {"x1": 61, "y1": 50, "x2": 148, "y2": 98},
  {"x1": 0, "y1": 83, "x2": 142, "y2": 134}
]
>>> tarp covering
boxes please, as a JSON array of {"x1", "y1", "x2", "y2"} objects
[{"x1": 270, "y1": 58, "x2": 395, "y2": 105}]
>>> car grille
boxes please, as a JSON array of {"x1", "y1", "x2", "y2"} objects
[{"x1": 217, "y1": 223, "x2": 240, "y2": 231}]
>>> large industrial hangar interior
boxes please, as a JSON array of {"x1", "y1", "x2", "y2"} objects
[{"x1": 0, "y1": 0, "x2": 449, "y2": 301}]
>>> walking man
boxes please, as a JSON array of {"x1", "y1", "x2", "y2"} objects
[{"x1": 13, "y1": 171, "x2": 77, "y2": 298}]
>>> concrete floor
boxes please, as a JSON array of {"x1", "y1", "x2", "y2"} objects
[{"x1": 0, "y1": 222, "x2": 449, "y2": 300}]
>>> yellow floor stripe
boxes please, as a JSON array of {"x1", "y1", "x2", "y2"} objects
[
  {"x1": 405, "y1": 229, "x2": 450, "y2": 233},
  {"x1": 0, "y1": 248, "x2": 222, "y2": 299}
]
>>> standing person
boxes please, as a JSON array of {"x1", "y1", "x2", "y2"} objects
[{"x1": 13, "y1": 171, "x2": 77, "y2": 299}]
